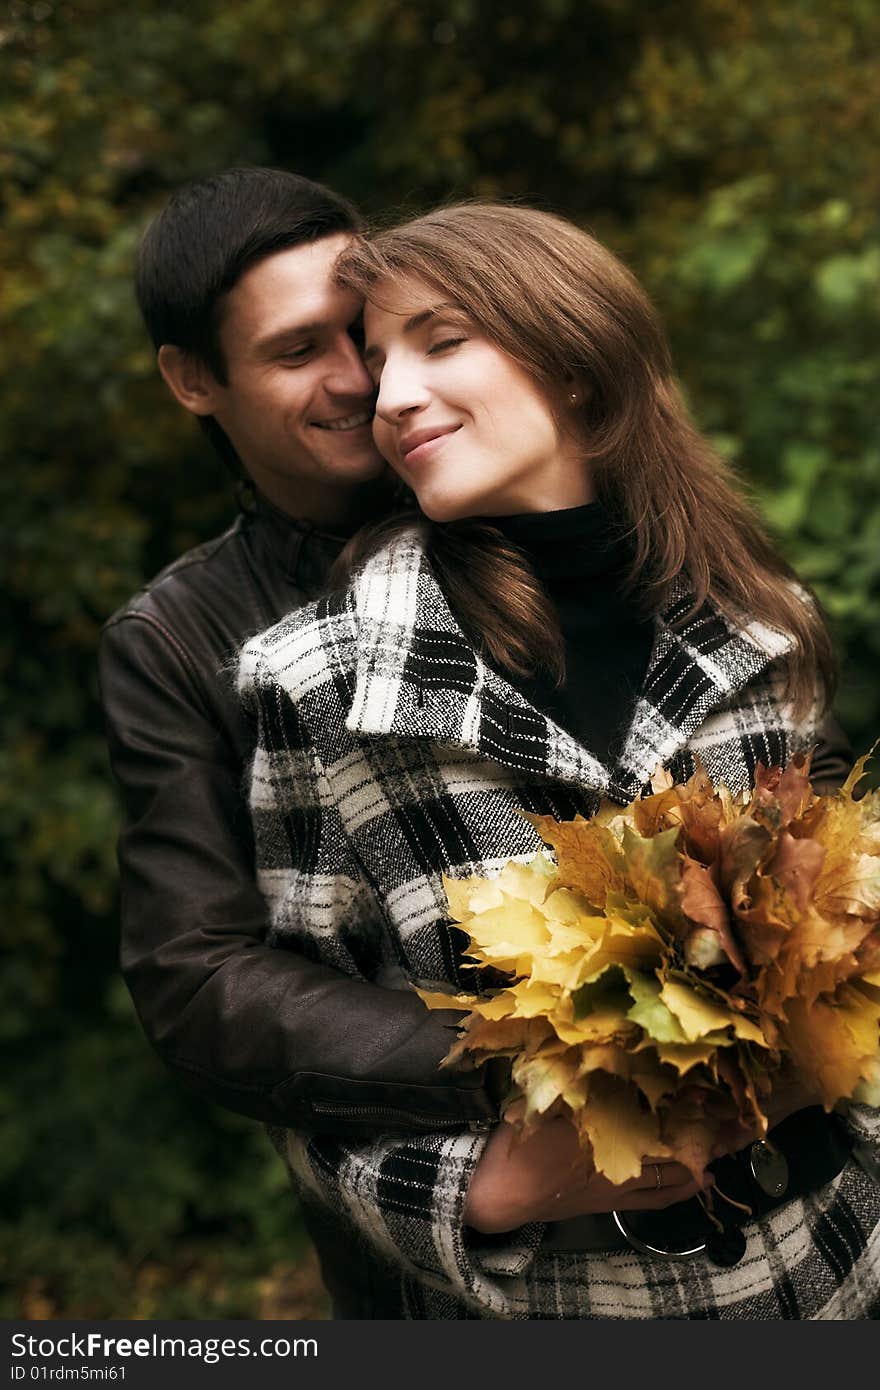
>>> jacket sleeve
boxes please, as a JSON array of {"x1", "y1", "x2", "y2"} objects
[{"x1": 99, "y1": 612, "x2": 500, "y2": 1134}]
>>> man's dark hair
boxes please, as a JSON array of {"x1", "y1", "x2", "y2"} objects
[
  {"x1": 135, "y1": 166, "x2": 362, "y2": 383},
  {"x1": 135, "y1": 167, "x2": 362, "y2": 482}
]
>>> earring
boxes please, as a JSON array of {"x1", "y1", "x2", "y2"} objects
[{"x1": 569, "y1": 391, "x2": 578, "y2": 403}]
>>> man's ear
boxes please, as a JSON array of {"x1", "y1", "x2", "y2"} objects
[{"x1": 157, "y1": 345, "x2": 223, "y2": 417}]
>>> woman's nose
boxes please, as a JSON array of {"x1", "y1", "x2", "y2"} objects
[{"x1": 374, "y1": 360, "x2": 429, "y2": 423}]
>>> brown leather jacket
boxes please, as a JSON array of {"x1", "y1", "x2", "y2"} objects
[
  {"x1": 99, "y1": 495, "x2": 500, "y2": 1138},
  {"x1": 100, "y1": 495, "x2": 852, "y2": 1139}
]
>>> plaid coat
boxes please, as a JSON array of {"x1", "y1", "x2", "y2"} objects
[{"x1": 239, "y1": 527, "x2": 880, "y2": 1319}]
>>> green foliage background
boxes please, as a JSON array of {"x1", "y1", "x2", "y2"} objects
[{"x1": 2, "y1": 0, "x2": 878, "y2": 1317}]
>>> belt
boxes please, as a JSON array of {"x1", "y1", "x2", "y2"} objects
[{"x1": 609, "y1": 1107, "x2": 853, "y2": 1267}]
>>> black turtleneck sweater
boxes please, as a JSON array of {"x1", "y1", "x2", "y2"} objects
[{"x1": 485, "y1": 503, "x2": 655, "y2": 772}]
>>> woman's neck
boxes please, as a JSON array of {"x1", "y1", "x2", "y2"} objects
[{"x1": 483, "y1": 501, "x2": 632, "y2": 585}]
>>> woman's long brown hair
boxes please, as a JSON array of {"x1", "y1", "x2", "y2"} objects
[{"x1": 332, "y1": 203, "x2": 834, "y2": 715}]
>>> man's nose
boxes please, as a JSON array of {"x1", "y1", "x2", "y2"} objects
[{"x1": 328, "y1": 332, "x2": 375, "y2": 398}]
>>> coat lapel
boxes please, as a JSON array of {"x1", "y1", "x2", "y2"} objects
[
  {"x1": 609, "y1": 583, "x2": 797, "y2": 801},
  {"x1": 345, "y1": 531, "x2": 795, "y2": 803}
]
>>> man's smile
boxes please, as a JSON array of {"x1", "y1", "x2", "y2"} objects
[{"x1": 313, "y1": 410, "x2": 374, "y2": 431}]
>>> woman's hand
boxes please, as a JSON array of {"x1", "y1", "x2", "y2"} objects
[{"x1": 463, "y1": 1116, "x2": 709, "y2": 1235}]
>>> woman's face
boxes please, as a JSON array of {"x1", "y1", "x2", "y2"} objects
[{"x1": 363, "y1": 278, "x2": 592, "y2": 521}]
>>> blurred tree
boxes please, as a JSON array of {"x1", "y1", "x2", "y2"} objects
[{"x1": 1, "y1": 0, "x2": 877, "y2": 1316}]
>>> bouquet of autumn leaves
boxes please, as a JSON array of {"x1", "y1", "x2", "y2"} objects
[{"x1": 418, "y1": 751, "x2": 880, "y2": 1185}]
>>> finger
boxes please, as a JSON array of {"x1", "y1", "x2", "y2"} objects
[
  {"x1": 616, "y1": 1161, "x2": 699, "y2": 1193},
  {"x1": 615, "y1": 1176, "x2": 709, "y2": 1211},
  {"x1": 641, "y1": 1162, "x2": 696, "y2": 1190}
]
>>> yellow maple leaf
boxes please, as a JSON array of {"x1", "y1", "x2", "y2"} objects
[
  {"x1": 577, "y1": 1073, "x2": 664, "y2": 1184},
  {"x1": 659, "y1": 978, "x2": 767, "y2": 1045},
  {"x1": 513, "y1": 1049, "x2": 588, "y2": 1121},
  {"x1": 648, "y1": 1039, "x2": 722, "y2": 1074},
  {"x1": 782, "y1": 984, "x2": 880, "y2": 1109},
  {"x1": 414, "y1": 987, "x2": 479, "y2": 1012},
  {"x1": 506, "y1": 978, "x2": 563, "y2": 1019}
]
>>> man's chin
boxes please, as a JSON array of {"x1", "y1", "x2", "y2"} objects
[{"x1": 321, "y1": 450, "x2": 388, "y2": 484}]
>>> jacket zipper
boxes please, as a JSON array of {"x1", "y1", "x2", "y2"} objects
[{"x1": 309, "y1": 1100, "x2": 494, "y2": 1133}]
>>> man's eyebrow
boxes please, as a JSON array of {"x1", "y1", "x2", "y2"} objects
[
  {"x1": 363, "y1": 303, "x2": 461, "y2": 362},
  {"x1": 252, "y1": 322, "x2": 328, "y2": 355}
]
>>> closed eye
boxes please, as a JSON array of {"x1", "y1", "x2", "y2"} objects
[
  {"x1": 278, "y1": 344, "x2": 314, "y2": 365},
  {"x1": 427, "y1": 337, "x2": 466, "y2": 356}
]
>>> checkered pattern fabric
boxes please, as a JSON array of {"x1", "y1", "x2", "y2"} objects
[{"x1": 239, "y1": 527, "x2": 880, "y2": 1319}]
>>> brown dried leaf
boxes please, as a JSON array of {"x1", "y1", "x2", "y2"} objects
[
  {"x1": 768, "y1": 831, "x2": 826, "y2": 912},
  {"x1": 719, "y1": 816, "x2": 773, "y2": 912},
  {"x1": 750, "y1": 753, "x2": 815, "y2": 829},
  {"x1": 525, "y1": 813, "x2": 624, "y2": 909},
  {"x1": 679, "y1": 857, "x2": 746, "y2": 975}
]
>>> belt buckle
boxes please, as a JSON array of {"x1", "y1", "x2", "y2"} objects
[
  {"x1": 748, "y1": 1138, "x2": 789, "y2": 1198},
  {"x1": 611, "y1": 1206, "x2": 707, "y2": 1261}
]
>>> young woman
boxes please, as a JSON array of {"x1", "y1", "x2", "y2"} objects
[{"x1": 239, "y1": 204, "x2": 879, "y2": 1319}]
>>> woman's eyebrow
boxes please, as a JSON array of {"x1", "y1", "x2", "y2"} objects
[{"x1": 363, "y1": 303, "x2": 462, "y2": 363}]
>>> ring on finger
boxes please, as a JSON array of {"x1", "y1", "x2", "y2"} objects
[{"x1": 654, "y1": 1163, "x2": 663, "y2": 1190}]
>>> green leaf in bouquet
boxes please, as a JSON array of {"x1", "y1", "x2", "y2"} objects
[{"x1": 625, "y1": 972, "x2": 690, "y2": 1044}]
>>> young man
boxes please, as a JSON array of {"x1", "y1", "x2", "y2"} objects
[
  {"x1": 101, "y1": 167, "x2": 853, "y2": 1316},
  {"x1": 99, "y1": 169, "x2": 499, "y2": 1314}
]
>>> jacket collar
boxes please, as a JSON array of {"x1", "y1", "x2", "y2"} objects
[
  {"x1": 344, "y1": 529, "x2": 795, "y2": 804},
  {"x1": 248, "y1": 490, "x2": 353, "y2": 588}
]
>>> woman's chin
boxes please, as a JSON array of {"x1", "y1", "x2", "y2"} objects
[{"x1": 415, "y1": 493, "x2": 475, "y2": 524}]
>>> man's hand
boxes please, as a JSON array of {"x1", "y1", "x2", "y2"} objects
[{"x1": 464, "y1": 1116, "x2": 709, "y2": 1234}]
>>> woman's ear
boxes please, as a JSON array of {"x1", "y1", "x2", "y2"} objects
[
  {"x1": 565, "y1": 378, "x2": 590, "y2": 409},
  {"x1": 157, "y1": 345, "x2": 223, "y2": 417}
]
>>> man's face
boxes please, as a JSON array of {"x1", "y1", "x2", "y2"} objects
[{"x1": 207, "y1": 234, "x2": 384, "y2": 516}]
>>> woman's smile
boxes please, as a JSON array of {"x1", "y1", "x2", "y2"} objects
[
  {"x1": 363, "y1": 279, "x2": 593, "y2": 521},
  {"x1": 398, "y1": 422, "x2": 462, "y2": 467}
]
